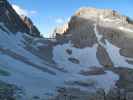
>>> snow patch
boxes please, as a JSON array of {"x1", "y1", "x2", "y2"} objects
[
  {"x1": 0, "y1": 54, "x2": 64, "y2": 99},
  {"x1": 94, "y1": 22, "x2": 133, "y2": 68},
  {"x1": 52, "y1": 41, "x2": 119, "y2": 93},
  {"x1": 105, "y1": 40, "x2": 133, "y2": 68},
  {"x1": 118, "y1": 26, "x2": 133, "y2": 33},
  {"x1": 88, "y1": 71, "x2": 119, "y2": 93},
  {"x1": 53, "y1": 42, "x2": 101, "y2": 72}
]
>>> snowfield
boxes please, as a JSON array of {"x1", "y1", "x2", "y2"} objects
[
  {"x1": 52, "y1": 41, "x2": 119, "y2": 94},
  {"x1": 53, "y1": 41, "x2": 101, "y2": 72},
  {"x1": 118, "y1": 26, "x2": 133, "y2": 33},
  {"x1": 1, "y1": 22, "x2": 131, "y2": 99}
]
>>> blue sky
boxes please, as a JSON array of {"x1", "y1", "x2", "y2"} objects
[{"x1": 9, "y1": 0, "x2": 133, "y2": 37}]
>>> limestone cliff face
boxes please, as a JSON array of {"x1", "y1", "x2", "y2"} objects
[
  {"x1": 20, "y1": 15, "x2": 40, "y2": 37},
  {"x1": 0, "y1": 0, "x2": 40, "y2": 37},
  {"x1": 53, "y1": 23, "x2": 68, "y2": 40},
  {"x1": 54, "y1": 7, "x2": 133, "y2": 66},
  {"x1": 55, "y1": 7, "x2": 133, "y2": 46},
  {"x1": 75, "y1": 7, "x2": 127, "y2": 23}
]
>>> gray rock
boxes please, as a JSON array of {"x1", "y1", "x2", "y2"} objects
[
  {"x1": 126, "y1": 92, "x2": 133, "y2": 100},
  {"x1": 68, "y1": 57, "x2": 80, "y2": 64},
  {"x1": 106, "y1": 87, "x2": 120, "y2": 100},
  {"x1": 21, "y1": 15, "x2": 40, "y2": 37},
  {"x1": 96, "y1": 45, "x2": 113, "y2": 67},
  {"x1": 0, "y1": 0, "x2": 40, "y2": 37}
]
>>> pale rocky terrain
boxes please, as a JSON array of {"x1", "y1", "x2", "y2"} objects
[{"x1": 1, "y1": 0, "x2": 133, "y2": 100}]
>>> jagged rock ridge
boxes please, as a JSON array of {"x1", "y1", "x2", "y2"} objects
[{"x1": 0, "y1": 0, "x2": 40, "y2": 37}]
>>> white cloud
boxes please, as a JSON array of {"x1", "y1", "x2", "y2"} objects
[
  {"x1": 30, "y1": 11, "x2": 37, "y2": 15},
  {"x1": 55, "y1": 18, "x2": 64, "y2": 24},
  {"x1": 12, "y1": 4, "x2": 37, "y2": 16}
]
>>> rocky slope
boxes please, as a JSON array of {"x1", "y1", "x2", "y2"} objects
[
  {"x1": 55, "y1": 7, "x2": 133, "y2": 67},
  {"x1": 20, "y1": 15, "x2": 40, "y2": 37},
  {"x1": 1, "y1": 0, "x2": 133, "y2": 99},
  {"x1": 0, "y1": 0, "x2": 40, "y2": 37},
  {"x1": 52, "y1": 7, "x2": 133, "y2": 99}
]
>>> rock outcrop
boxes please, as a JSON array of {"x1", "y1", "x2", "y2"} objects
[
  {"x1": 54, "y1": 7, "x2": 133, "y2": 47},
  {"x1": 20, "y1": 15, "x2": 40, "y2": 37},
  {"x1": 54, "y1": 23, "x2": 68, "y2": 36},
  {"x1": 0, "y1": 0, "x2": 40, "y2": 37},
  {"x1": 54, "y1": 7, "x2": 133, "y2": 66}
]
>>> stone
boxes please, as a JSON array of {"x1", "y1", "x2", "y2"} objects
[
  {"x1": 80, "y1": 67, "x2": 106, "y2": 76},
  {"x1": 20, "y1": 15, "x2": 40, "y2": 37},
  {"x1": 126, "y1": 92, "x2": 133, "y2": 100},
  {"x1": 66, "y1": 49, "x2": 72, "y2": 55},
  {"x1": 68, "y1": 57, "x2": 80, "y2": 64},
  {"x1": 97, "y1": 45, "x2": 113, "y2": 67},
  {"x1": 106, "y1": 87, "x2": 120, "y2": 100}
]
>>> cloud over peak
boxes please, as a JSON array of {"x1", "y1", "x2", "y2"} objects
[
  {"x1": 55, "y1": 18, "x2": 64, "y2": 24},
  {"x1": 12, "y1": 4, "x2": 37, "y2": 16}
]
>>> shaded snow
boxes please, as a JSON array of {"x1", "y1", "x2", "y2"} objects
[
  {"x1": 118, "y1": 26, "x2": 133, "y2": 33},
  {"x1": 64, "y1": 70, "x2": 119, "y2": 94},
  {"x1": 0, "y1": 53, "x2": 65, "y2": 99},
  {"x1": 0, "y1": 24, "x2": 58, "y2": 73},
  {"x1": 94, "y1": 23, "x2": 103, "y2": 44},
  {"x1": 0, "y1": 23, "x2": 65, "y2": 99},
  {"x1": 0, "y1": 50, "x2": 119, "y2": 99},
  {"x1": 0, "y1": 23, "x2": 120, "y2": 99},
  {"x1": 94, "y1": 22, "x2": 133, "y2": 69},
  {"x1": 52, "y1": 42, "x2": 119, "y2": 93},
  {"x1": 53, "y1": 42, "x2": 101, "y2": 72},
  {"x1": 105, "y1": 40, "x2": 133, "y2": 68},
  {"x1": 89, "y1": 71, "x2": 119, "y2": 93}
]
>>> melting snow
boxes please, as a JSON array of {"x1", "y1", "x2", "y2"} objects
[
  {"x1": 105, "y1": 40, "x2": 133, "y2": 68},
  {"x1": 0, "y1": 53, "x2": 64, "y2": 99},
  {"x1": 89, "y1": 71, "x2": 119, "y2": 93},
  {"x1": 118, "y1": 26, "x2": 133, "y2": 33},
  {"x1": 0, "y1": 23, "x2": 120, "y2": 99},
  {"x1": 53, "y1": 42, "x2": 101, "y2": 72},
  {"x1": 94, "y1": 23, "x2": 133, "y2": 68},
  {"x1": 53, "y1": 42, "x2": 119, "y2": 93}
]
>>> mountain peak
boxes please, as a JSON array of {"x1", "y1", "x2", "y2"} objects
[
  {"x1": 76, "y1": 7, "x2": 123, "y2": 18},
  {"x1": 75, "y1": 7, "x2": 128, "y2": 25}
]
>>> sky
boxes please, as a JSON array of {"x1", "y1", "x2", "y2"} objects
[{"x1": 9, "y1": 0, "x2": 133, "y2": 37}]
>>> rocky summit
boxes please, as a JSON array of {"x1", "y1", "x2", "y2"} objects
[
  {"x1": 55, "y1": 7, "x2": 133, "y2": 67},
  {"x1": 1, "y1": 0, "x2": 133, "y2": 100}
]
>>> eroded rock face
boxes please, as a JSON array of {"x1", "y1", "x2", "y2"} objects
[
  {"x1": 97, "y1": 26, "x2": 133, "y2": 49},
  {"x1": 0, "y1": 0, "x2": 40, "y2": 37},
  {"x1": 67, "y1": 16, "x2": 97, "y2": 47},
  {"x1": 75, "y1": 7, "x2": 127, "y2": 23},
  {"x1": 120, "y1": 48, "x2": 133, "y2": 58},
  {"x1": 96, "y1": 45, "x2": 113, "y2": 67},
  {"x1": 54, "y1": 23, "x2": 68, "y2": 36},
  {"x1": 54, "y1": 7, "x2": 133, "y2": 62},
  {"x1": 20, "y1": 15, "x2": 40, "y2": 37}
]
